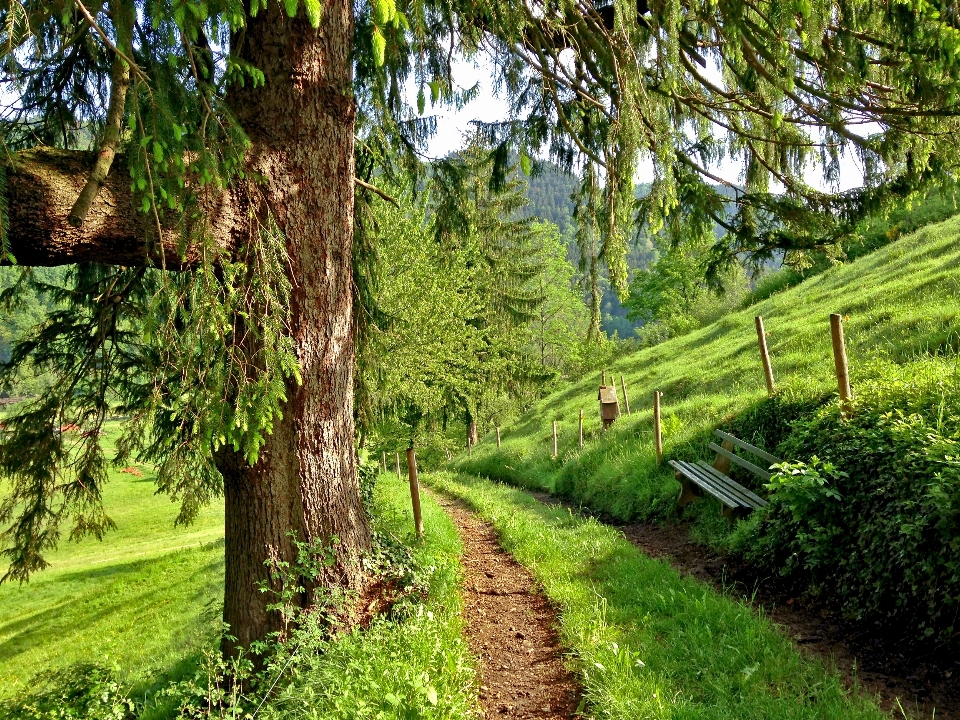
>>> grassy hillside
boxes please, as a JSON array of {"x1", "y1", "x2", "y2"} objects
[
  {"x1": 455, "y1": 213, "x2": 960, "y2": 643},
  {"x1": 459, "y1": 215, "x2": 960, "y2": 510}
]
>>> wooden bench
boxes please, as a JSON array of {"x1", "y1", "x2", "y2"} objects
[{"x1": 670, "y1": 429, "x2": 780, "y2": 518}]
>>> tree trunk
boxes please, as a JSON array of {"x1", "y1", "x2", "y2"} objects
[
  {"x1": 217, "y1": 0, "x2": 371, "y2": 655},
  {"x1": 466, "y1": 409, "x2": 479, "y2": 448}
]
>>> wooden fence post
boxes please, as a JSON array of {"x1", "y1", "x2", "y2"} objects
[
  {"x1": 406, "y1": 447, "x2": 424, "y2": 538},
  {"x1": 395, "y1": 452, "x2": 401, "y2": 481},
  {"x1": 653, "y1": 391, "x2": 663, "y2": 463},
  {"x1": 552, "y1": 420, "x2": 558, "y2": 458},
  {"x1": 830, "y1": 313, "x2": 853, "y2": 415},
  {"x1": 755, "y1": 316, "x2": 775, "y2": 396},
  {"x1": 578, "y1": 409, "x2": 584, "y2": 450},
  {"x1": 620, "y1": 375, "x2": 630, "y2": 414},
  {"x1": 601, "y1": 370, "x2": 606, "y2": 386},
  {"x1": 496, "y1": 426, "x2": 501, "y2": 447}
]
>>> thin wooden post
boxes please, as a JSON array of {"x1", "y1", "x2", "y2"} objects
[
  {"x1": 496, "y1": 426, "x2": 501, "y2": 448},
  {"x1": 578, "y1": 409, "x2": 584, "y2": 450},
  {"x1": 406, "y1": 447, "x2": 423, "y2": 538},
  {"x1": 552, "y1": 420, "x2": 558, "y2": 458},
  {"x1": 653, "y1": 391, "x2": 663, "y2": 463},
  {"x1": 830, "y1": 313, "x2": 853, "y2": 414},
  {"x1": 395, "y1": 452, "x2": 401, "y2": 481},
  {"x1": 620, "y1": 375, "x2": 630, "y2": 414},
  {"x1": 755, "y1": 316, "x2": 775, "y2": 396},
  {"x1": 602, "y1": 370, "x2": 606, "y2": 386}
]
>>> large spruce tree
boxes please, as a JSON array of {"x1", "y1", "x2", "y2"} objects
[{"x1": 2, "y1": 0, "x2": 960, "y2": 656}]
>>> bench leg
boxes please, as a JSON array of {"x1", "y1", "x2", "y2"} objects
[
  {"x1": 676, "y1": 471, "x2": 701, "y2": 507},
  {"x1": 721, "y1": 504, "x2": 751, "y2": 522}
]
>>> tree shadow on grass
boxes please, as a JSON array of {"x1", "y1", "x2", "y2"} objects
[{"x1": 0, "y1": 547, "x2": 222, "y2": 671}]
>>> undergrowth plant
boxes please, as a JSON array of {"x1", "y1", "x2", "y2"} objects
[
  {"x1": 0, "y1": 663, "x2": 137, "y2": 720},
  {"x1": 734, "y1": 366, "x2": 960, "y2": 647}
]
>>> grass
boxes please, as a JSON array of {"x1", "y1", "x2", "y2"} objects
[
  {"x1": 0, "y1": 422, "x2": 225, "y2": 698},
  {"x1": 455, "y1": 214, "x2": 960, "y2": 524},
  {"x1": 428, "y1": 470, "x2": 895, "y2": 719},
  {"x1": 251, "y1": 473, "x2": 477, "y2": 720},
  {"x1": 0, "y1": 446, "x2": 478, "y2": 719}
]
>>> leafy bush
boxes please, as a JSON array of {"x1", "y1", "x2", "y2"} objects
[
  {"x1": 0, "y1": 663, "x2": 136, "y2": 720},
  {"x1": 737, "y1": 366, "x2": 960, "y2": 646}
]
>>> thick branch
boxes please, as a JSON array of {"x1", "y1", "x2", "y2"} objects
[
  {"x1": 3, "y1": 149, "x2": 401, "y2": 268},
  {"x1": 2, "y1": 149, "x2": 245, "y2": 267}
]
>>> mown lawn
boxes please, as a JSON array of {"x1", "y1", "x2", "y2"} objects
[
  {"x1": 0, "y1": 442, "x2": 478, "y2": 720},
  {"x1": 0, "y1": 422, "x2": 225, "y2": 698}
]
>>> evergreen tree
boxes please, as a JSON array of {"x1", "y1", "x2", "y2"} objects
[{"x1": 2, "y1": 0, "x2": 960, "y2": 658}]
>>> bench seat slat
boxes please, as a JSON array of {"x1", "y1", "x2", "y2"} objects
[
  {"x1": 714, "y1": 429, "x2": 781, "y2": 465},
  {"x1": 670, "y1": 460, "x2": 748, "y2": 509},
  {"x1": 694, "y1": 462, "x2": 761, "y2": 508},
  {"x1": 708, "y1": 442, "x2": 773, "y2": 481},
  {"x1": 695, "y1": 461, "x2": 768, "y2": 509}
]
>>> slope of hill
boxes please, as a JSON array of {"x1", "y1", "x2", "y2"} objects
[{"x1": 456, "y1": 213, "x2": 960, "y2": 646}]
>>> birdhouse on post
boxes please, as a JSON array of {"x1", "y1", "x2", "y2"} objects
[{"x1": 597, "y1": 383, "x2": 620, "y2": 429}]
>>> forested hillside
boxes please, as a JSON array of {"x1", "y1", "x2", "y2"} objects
[{"x1": 523, "y1": 164, "x2": 654, "y2": 338}]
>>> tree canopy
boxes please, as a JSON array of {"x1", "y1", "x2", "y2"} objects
[{"x1": 2, "y1": 0, "x2": 960, "y2": 653}]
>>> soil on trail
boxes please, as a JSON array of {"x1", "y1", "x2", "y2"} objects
[
  {"x1": 435, "y1": 494, "x2": 581, "y2": 719},
  {"x1": 529, "y1": 492, "x2": 960, "y2": 720}
]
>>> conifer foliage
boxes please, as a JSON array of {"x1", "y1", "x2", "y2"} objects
[{"x1": 1, "y1": 0, "x2": 960, "y2": 655}]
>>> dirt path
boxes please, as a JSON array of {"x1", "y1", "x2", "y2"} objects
[
  {"x1": 529, "y1": 491, "x2": 960, "y2": 720},
  {"x1": 434, "y1": 494, "x2": 581, "y2": 719}
]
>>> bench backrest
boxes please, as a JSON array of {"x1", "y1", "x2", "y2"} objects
[{"x1": 709, "y1": 430, "x2": 782, "y2": 481}]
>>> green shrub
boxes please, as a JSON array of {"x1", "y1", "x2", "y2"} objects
[
  {"x1": 738, "y1": 367, "x2": 960, "y2": 646},
  {"x1": 0, "y1": 664, "x2": 136, "y2": 720}
]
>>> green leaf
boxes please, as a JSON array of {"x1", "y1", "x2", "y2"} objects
[
  {"x1": 372, "y1": 28, "x2": 386, "y2": 67},
  {"x1": 425, "y1": 686, "x2": 438, "y2": 706},
  {"x1": 429, "y1": 80, "x2": 441, "y2": 103},
  {"x1": 372, "y1": 0, "x2": 391, "y2": 27},
  {"x1": 304, "y1": 0, "x2": 322, "y2": 27},
  {"x1": 519, "y1": 152, "x2": 531, "y2": 176},
  {"x1": 417, "y1": 87, "x2": 425, "y2": 115},
  {"x1": 283, "y1": 0, "x2": 298, "y2": 18}
]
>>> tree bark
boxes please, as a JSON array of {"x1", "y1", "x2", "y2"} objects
[
  {"x1": 466, "y1": 409, "x2": 479, "y2": 448},
  {"x1": 1, "y1": 149, "x2": 247, "y2": 267},
  {"x1": 217, "y1": 0, "x2": 371, "y2": 654}
]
